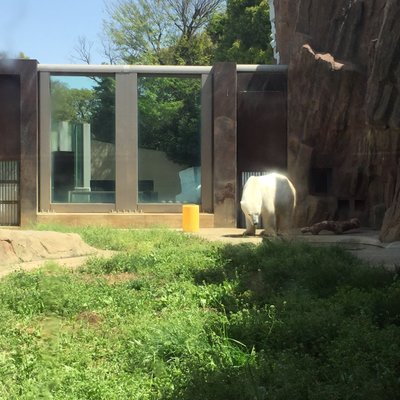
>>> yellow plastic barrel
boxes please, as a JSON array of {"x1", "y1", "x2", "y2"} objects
[{"x1": 182, "y1": 204, "x2": 200, "y2": 232}]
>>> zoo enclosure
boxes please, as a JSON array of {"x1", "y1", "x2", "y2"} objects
[{"x1": 0, "y1": 60, "x2": 288, "y2": 228}]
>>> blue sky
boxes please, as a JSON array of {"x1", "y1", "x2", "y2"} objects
[{"x1": 0, "y1": 0, "x2": 108, "y2": 64}]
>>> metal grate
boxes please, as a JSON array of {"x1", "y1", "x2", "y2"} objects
[
  {"x1": 241, "y1": 171, "x2": 266, "y2": 186},
  {"x1": 0, "y1": 161, "x2": 20, "y2": 226}
]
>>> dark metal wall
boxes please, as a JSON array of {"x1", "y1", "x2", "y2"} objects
[
  {"x1": 236, "y1": 72, "x2": 288, "y2": 227},
  {"x1": 0, "y1": 76, "x2": 20, "y2": 160},
  {"x1": 0, "y1": 60, "x2": 38, "y2": 226},
  {"x1": 237, "y1": 72, "x2": 287, "y2": 173},
  {"x1": 0, "y1": 76, "x2": 21, "y2": 225}
]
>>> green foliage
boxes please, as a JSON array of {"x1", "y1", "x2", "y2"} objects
[
  {"x1": 209, "y1": 0, "x2": 274, "y2": 63},
  {"x1": 51, "y1": 80, "x2": 95, "y2": 124},
  {"x1": 138, "y1": 77, "x2": 201, "y2": 166},
  {"x1": 51, "y1": 77, "x2": 116, "y2": 144},
  {"x1": 91, "y1": 77, "x2": 116, "y2": 143},
  {"x1": 104, "y1": 0, "x2": 273, "y2": 66},
  {"x1": 51, "y1": 74, "x2": 202, "y2": 165},
  {"x1": 164, "y1": 32, "x2": 216, "y2": 65},
  {"x1": 105, "y1": 0, "x2": 172, "y2": 64},
  {"x1": 105, "y1": 0, "x2": 224, "y2": 65},
  {"x1": 2, "y1": 228, "x2": 400, "y2": 399}
]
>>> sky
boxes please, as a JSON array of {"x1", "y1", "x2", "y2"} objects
[{"x1": 0, "y1": 0, "x2": 108, "y2": 64}]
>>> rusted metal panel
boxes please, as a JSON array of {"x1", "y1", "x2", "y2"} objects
[
  {"x1": 0, "y1": 76, "x2": 20, "y2": 160},
  {"x1": 0, "y1": 60, "x2": 38, "y2": 226}
]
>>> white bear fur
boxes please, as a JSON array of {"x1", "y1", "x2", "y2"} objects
[{"x1": 240, "y1": 172, "x2": 296, "y2": 236}]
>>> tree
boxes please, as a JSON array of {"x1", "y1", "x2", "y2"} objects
[
  {"x1": 0, "y1": 51, "x2": 30, "y2": 60},
  {"x1": 91, "y1": 77, "x2": 116, "y2": 143},
  {"x1": 164, "y1": 0, "x2": 223, "y2": 38},
  {"x1": 50, "y1": 78, "x2": 116, "y2": 144},
  {"x1": 72, "y1": 34, "x2": 121, "y2": 65},
  {"x1": 162, "y1": 31, "x2": 215, "y2": 65},
  {"x1": 71, "y1": 36, "x2": 94, "y2": 64},
  {"x1": 50, "y1": 80, "x2": 95, "y2": 124},
  {"x1": 138, "y1": 77, "x2": 201, "y2": 166},
  {"x1": 208, "y1": 0, "x2": 273, "y2": 64},
  {"x1": 104, "y1": 0, "x2": 224, "y2": 65},
  {"x1": 79, "y1": 0, "x2": 273, "y2": 65}
]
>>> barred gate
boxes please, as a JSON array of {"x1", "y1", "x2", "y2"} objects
[{"x1": 0, "y1": 161, "x2": 20, "y2": 226}]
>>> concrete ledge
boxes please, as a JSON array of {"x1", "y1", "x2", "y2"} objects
[{"x1": 37, "y1": 212, "x2": 214, "y2": 229}]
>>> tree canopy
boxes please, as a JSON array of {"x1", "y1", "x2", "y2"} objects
[
  {"x1": 208, "y1": 0, "x2": 274, "y2": 64},
  {"x1": 102, "y1": 0, "x2": 275, "y2": 66},
  {"x1": 104, "y1": 0, "x2": 225, "y2": 65},
  {"x1": 138, "y1": 77, "x2": 201, "y2": 166},
  {"x1": 51, "y1": 80, "x2": 95, "y2": 124},
  {"x1": 68, "y1": 0, "x2": 275, "y2": 166},
  {"x1": 51, "y1": 77, "x2": 116, "y2": 144}
]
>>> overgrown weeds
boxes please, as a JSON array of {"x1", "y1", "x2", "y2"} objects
[{"x1": 1, "y1": 227, "x2": 399, "y2": 399}]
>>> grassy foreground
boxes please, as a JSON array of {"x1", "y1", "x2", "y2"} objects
[{"x1": 1, "y1": 226, "x2": 400, "y2": 399}]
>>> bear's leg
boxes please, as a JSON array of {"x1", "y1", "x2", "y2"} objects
[
  {"x1": 260, "y1": 210, "x2": 275, "y2": 237},
  {"x1": 275, "y1": 213, "x2": 281, "y2": 235},
  {"x1": 243, "y1": 215, "x2": 256, "y2": 236},
  {"x1": 276, "y1": 205, "x2": 293, "y2": 236}
]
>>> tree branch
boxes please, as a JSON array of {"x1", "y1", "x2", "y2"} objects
[{"x1": 300, "y1": 218, "x2": 361, "y2": 235}]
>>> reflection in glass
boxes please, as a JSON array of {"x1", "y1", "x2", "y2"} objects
[
  {"x1": 138, "y1": 76, "x2": 201, "y2": 204},
  {"x1": 50, "y1": 75, "x2": 115, "y2": 203}
]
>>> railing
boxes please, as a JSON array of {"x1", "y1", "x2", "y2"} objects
[{"x1": 37, "y1": 64, "x2": 288, "y2": 74}]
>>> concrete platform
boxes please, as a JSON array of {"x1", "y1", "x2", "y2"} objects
[{"x1": 193, "y1": 228, "x2": 400, "y2": 270}]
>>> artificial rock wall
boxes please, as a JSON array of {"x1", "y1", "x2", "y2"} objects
[{"x1": 273, "y1": 0, "x2": 400, "y2": 242}]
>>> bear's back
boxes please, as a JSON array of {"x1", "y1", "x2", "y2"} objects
[{"x1": 259, "y1": 173, "x2": 296, "y2": 212}]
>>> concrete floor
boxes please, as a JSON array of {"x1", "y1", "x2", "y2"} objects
[{"x1": 193, "y1": 228, "x2": 400, "y2": 270}]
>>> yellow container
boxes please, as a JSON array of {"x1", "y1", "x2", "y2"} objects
[{"x1": 182, "y1": 204, "x2": 200, "y2": 232}]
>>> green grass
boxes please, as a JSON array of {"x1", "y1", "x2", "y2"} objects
[{"x1": 1, "y1": 226, "x2": 400, "y2": 399}]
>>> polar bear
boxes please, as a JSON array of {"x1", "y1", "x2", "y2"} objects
[{"x1": 240, "y1": 172, "x2": 296, "y2": 236}]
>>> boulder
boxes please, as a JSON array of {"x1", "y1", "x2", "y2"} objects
[
  {"x1": 380, "y1": 164, "x2": 400, "y2": 242},
  {"x1": 0, "y1": 229, "x2": 97, "y2": 266},
  {"x1": 274, "y1": 0, "x2": 400, "y2": 241}
]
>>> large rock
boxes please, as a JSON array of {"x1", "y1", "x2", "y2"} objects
[
  {"x1": 0, "y1": 229, "x2": 97, "y2": 266},
  {"x1": 380, "y1": 163, "x2": 400, "y2": 242},
  {"x1": 274, "y1": 0, "x2": 400, "y2": 240}
]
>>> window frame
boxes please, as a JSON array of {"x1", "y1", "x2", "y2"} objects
[{"x1": 39, "y1": 67, "x2": 212, "y2": 213}]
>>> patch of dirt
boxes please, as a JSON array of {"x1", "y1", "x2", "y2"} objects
[
  {"x1": 76, "y1": 311, "x2": 103, "y2": 326},
  {"x1": 79, "y1": 272, "x2": 138, "y2": 285},
  {"x1": 103, "y1": 272, "x2": 138, "y2": 284}
]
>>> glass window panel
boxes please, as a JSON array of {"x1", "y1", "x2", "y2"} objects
[
  {"x1": 138, "y1": 76, "x2": 201, "y2": 204},
  {"x1": 50, "y1": 75, "x2": 115, "y2": 203}
]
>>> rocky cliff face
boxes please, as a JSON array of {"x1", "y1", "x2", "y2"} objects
[{"x1": 274, "y1": 0, "x2": 400, "y2": 241}]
